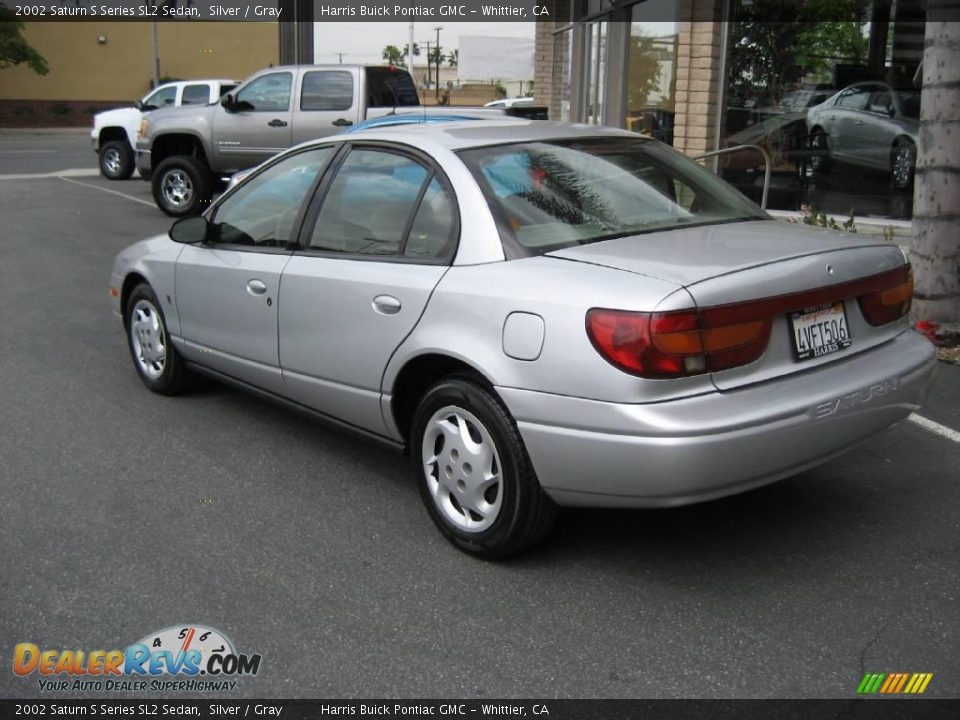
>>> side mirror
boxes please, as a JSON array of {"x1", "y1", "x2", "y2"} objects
[
  {"x1": 169, "y1": 216, "x2": 210, "y2": 244},
  {"x1": 220, "y1": 93, "x2": 236, "y2": 112},
  {"x1": 134, "y1": 100, "x2": 144, "y2": 111}
]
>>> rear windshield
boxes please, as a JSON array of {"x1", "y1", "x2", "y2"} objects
[
  {"x1": 458, "y1": 138, "x2": 766, "y2": 255},
  {"x1": 366, "y1": 68, "x2": 419, "y2": 107}
]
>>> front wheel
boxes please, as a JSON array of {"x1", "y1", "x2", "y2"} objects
[
  {"x1": 152, "y1": 155, "x2": 213, "y2": 217},
  {"x1": 808, "y1": 128, "x2": 831, "y2": 174},
  {"x1": 411, "y1": 377, "x2": 557, "y2": 559},
  {"x1": 890, "y1": 139, "x2": 916, "y2": 191},
  {"x1": 125, "y1": 283, "x2": 191, "y2": 395},
  {"x1": 99, "y1": 140, "x2": 135, "y2": 180}
]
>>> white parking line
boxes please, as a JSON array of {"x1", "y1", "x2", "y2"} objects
[
  {"x1": 57, "y1": 176, "x2": 155, "y2": 207},
  {"x1": 0, "y1": 168, "x2": 99, "y2": 180},
  {"x1": 908, "y1": 414, "x2": 960, "y2": 443}
]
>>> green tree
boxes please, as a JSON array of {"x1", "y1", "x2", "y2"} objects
[
  {"x1": 626, "y1": 34, "x2": 664, "y2": 111},
  {"x1": 447, "y1": 49, "x2": 458, "y2": 69},
  {"x1": 728, "y1": 0, "x2": 870, "y2": 106},
  {"x1": 0, "y1": 8, "x2": 49, "y2": 75},
  {"x1": 428, "y1": 46, "x2": 446, "y2": 69},
  {"x1": 382, "y1": 45, "x2": 403, "y2": 65},
  {"x1": 402, "y1": 42, "x2": 420, "y2": 60}
]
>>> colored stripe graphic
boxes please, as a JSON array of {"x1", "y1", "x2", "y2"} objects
[{"x1": 858, "y1": 673, "x2": 932, "y2": 694}]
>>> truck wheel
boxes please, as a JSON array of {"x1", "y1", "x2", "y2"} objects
[
  {"x1": 152, "y1": 155, "x2": 213, "y2": 217},
  {"x1": 99, "y1": 140, "x2": 135, "y2": 180}
]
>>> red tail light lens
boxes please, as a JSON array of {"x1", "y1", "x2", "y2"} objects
[
  {"x1": 585, "y1": 308, "x2": 771, "y2": 378},
  {"x1": 858, "y1": 266, "x2": 913, "y2": 326}
]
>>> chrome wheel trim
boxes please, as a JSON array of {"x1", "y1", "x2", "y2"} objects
[
  {"x1": 422, "y1": 405, "x2": 503, "y2": 533},
  {"x1": 103, "y1": 148, "x2": 122, "y2": 175},
  {"x1": 892, "y1": 145, "x2": 915, "y2": 188},
  {"x1": 130, "y1": 299, "x2": 167, "y2": 380},
  {"x1": 161, "y1": 169, "x2": 193, "y2": 209}
]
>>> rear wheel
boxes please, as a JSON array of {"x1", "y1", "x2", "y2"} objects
[
  {"x1": 152, "y1": 155, "x2": 213, "y2": 217},
  {"x1": 890, "y1": 139, "x2": 916, "y2": 191},
  {"x1": 99, "y1": 140, "x2": 134, "y2": 180},
  {"x1": 411, "y1": 377, "x2": 557, "y2": 559}
]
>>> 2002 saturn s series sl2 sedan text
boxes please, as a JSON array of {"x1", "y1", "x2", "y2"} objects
[{"x1": 110, "y1": 121, "x2": 937, "y2": 558}]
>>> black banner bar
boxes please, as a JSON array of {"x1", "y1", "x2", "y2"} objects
[{"x1": 3, "y1": 700, "x2": 960, "y2": 720}]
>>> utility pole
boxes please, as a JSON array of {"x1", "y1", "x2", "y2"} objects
[
  {"x1": 334, "y1": 52, "x2": 347, "y2": 64},
  {"x1": 150, "y1": 21, "x2": 160, "y2": 88},
  {"x1": 420, "y1": 40, "x2": 435, "y2": 92},
  {"x1": 433, "y1": 26, "x2": 443, "y2": 101},
  {"x1": 407, "y1": 22, "x2": 415, "y2": 76}
]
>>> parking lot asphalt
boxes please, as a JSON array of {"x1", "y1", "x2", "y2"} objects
[{"x1": 1, "y1": 132, "x2": 957, "y2": 700}]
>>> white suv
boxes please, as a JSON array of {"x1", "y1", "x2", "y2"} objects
[{"x1": 92, "y1": 79, "x2": 236, "y2": 180}]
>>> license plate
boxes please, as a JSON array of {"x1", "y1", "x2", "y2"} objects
[{"x1": 791, "y1": 302, "x2": 852, "y2": 361}]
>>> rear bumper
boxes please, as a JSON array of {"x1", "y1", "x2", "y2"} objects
[{"x1": 499, "y1": 330, "x2": 936, "y2": 508}]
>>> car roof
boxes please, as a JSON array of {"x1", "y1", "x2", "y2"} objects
[{"x1": 319, "y1": 120, "x2": 642, "y2": 152}]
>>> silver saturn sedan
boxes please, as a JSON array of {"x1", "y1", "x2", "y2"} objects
[{"x1": 110, "y1": 121, "x2": 936, "y2": 558}]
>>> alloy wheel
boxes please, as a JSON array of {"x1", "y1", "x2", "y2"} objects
[{"x1": 161, "y1": 169, "x2": 194, "y2": 209}]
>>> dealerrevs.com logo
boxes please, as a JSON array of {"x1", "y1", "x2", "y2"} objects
[{"x1": 13, "y1": 625, "x2": 262, "y2": 692}]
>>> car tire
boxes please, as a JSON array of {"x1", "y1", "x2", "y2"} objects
[
  {"x1": 125, "y1": 282, "x2": 191, "y2": 395},
  {"x1": 808, "y1": 128, "x2": 831, "y2": 174},
  {"x1": 99, "y1": 140, "x2": 135, "y2": 180},
  {"x1": 411, "y1": 376, "x2": 557, "y2": 559},
  {"x1": 152, "y1": 155, "x2": 213, "y2": 217},
  {"x1": 890, "y1": 139, "x2": 916, "y2": 191}
]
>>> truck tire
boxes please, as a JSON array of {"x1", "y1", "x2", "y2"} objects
[
  {"x1": 99, "y1": 140, "x2": 135, "y2": 180},
  {"x1": 152, "y1": 155, "x2": 213, "y2": 217}
]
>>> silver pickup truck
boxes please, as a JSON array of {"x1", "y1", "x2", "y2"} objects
[{"x1": 137, "y1": 64, "x2": 545, "y2": 216}]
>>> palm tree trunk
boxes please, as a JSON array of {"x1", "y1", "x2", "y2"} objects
[{"x1": 910, "y1": 6, "x2": 960, "y2": 332}]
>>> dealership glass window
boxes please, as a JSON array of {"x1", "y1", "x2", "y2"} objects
[
  {"x1": 583, "y1": 20, "x2": 608, "y2": 125},
  {"x1": 720, "y1": 2, "x2": 925, "y2": 220},
  {"x1": 626, "y1": 5, "x2": 677, "y2": 145}
]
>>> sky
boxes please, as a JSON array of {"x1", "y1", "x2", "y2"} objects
[{"x1": 312, "y1": 21, "x2": 535, "y2": 67}]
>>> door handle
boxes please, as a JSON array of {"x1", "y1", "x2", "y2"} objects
[
  {"x1": 332, "y1": 118, "x2": 353, "y2": 127},
  {"x1": 372, "y1": 295, "x2": 401, "y2": 315},
  {"x1": 246, "y1": 279, "x2": 268, "y2": 296},
  {"x1": 268, "y1": 119, "x2": 288, "y2": 127}
]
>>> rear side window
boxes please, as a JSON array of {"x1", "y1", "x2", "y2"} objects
[
  {"x1": 301, "y1": 71, "x2": 354, "y2": 111},
  {"x1": 308, "y1": 148, "x2": 454, "y2": 261},
  {"x1": 181, "y1": 84, "x2": 211, "y2": 105},
  {"x1": 366, "y1": 68, "x2": 419, "y2": 107}
]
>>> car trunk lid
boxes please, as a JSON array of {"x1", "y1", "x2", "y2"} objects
[{"x1": 549, "y1": 220, "x2": 911, "y2": 390}]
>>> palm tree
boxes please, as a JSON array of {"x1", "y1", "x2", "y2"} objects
[
  {"x1": 911, "y1": 11, "x2": 960, "y2": 333},
  {"x1": 402, "y1": 42, "x2": 420, "y2": 60},
  {"x1": 447, "y1": 49, "x2": 459, "y2": 69},
  {"x1": 381, "y1": 45, "x2": 403, "y2": 65}
]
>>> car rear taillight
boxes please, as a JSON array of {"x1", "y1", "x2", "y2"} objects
[
  {"x1": 586, "y1": 264, "x2": 913, "y2": 379},
  {"x1": 585, "y1": 308, "x2": 771, "y2": 378},
  {"x1": 858, "y1": 266, "x2": 913, "y2": 326}
]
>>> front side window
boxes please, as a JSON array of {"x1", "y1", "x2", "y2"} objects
[
  {"x1": 309, "y1": 148, "x2": 453, "y2": 260},
  {"x1": 142, "y1": 86, "x2": 177, "y2": 110},
  {"x1": 235, "y1": 72, "x2": 293, "y2": 112},
  {"x1": 182, "y1": 84, "x2": 212, "y2": 105},
  {"x1": 460, "y1": 138, "x2": 765, "y2": 254},
  {"x1": 210, "y1": 147, "x2": 333, "y2": 249}
]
